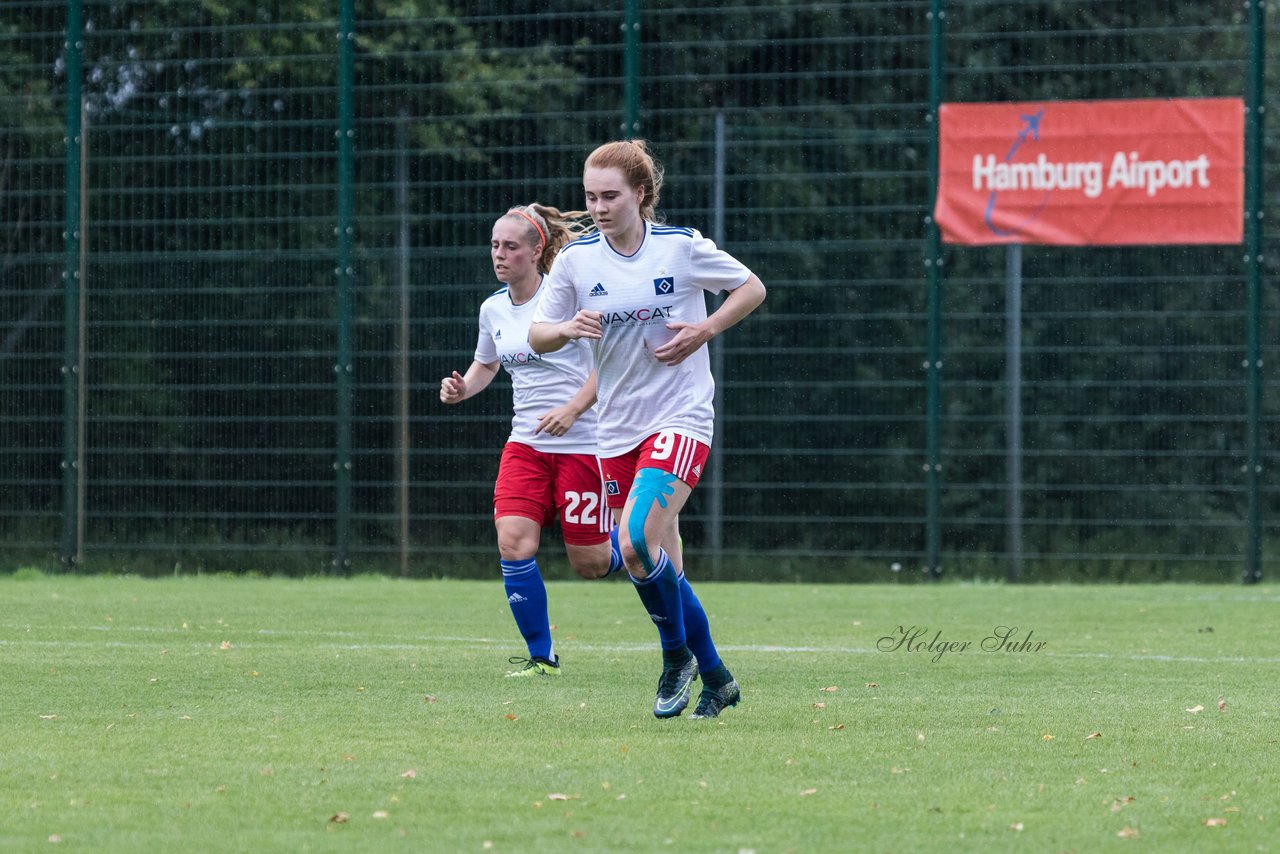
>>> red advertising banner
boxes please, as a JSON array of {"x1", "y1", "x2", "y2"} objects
[{"x1": 934, "y1": 98, "x2": 1244, "y2": 246}]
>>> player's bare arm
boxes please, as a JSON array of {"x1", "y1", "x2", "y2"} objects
[
  {"x1": 653, "y1": 275, "x2": 767, "y2": 367},
  {"x1": 438, "y1": 360, "x2": 499, "y2": 404},
  {"x1": 533, "y1": 372, "x2": 599, "y2": 437},
  {"x1": 529, "y1": 310, "x2": 604, "y2": 354}
]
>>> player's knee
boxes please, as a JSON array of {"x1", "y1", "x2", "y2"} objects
[
  {"x1": 496, "y1": 532, "x2": 536, "y2": 562},
  {"x1": 619, "y1": 531, "x2": 650, "y2": 578},
  {"x1": 568, "y1": 557, "x2": 609, "y2": 580}
]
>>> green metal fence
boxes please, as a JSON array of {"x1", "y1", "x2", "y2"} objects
[{"x1": 1, "y1": 0, "x2": 1276, "y2": 581}]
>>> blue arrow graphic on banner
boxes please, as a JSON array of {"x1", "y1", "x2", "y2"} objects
[
  {"x1": 1005, "y1": 110, "x2": 1042, "y2": 159},
  {"x1": 985, "y1": 109, "x2": 1050, "y2": 238}
]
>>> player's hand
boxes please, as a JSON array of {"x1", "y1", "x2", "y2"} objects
[
  {"x1": 439, "y1": 370, "x2": 466, "y2": 404},
  {"x1": 561, "y1": 310, "x2": 604, "y2": 341},
  {"x1": 534, "y1": 403, "x2": 578, "y2": 437},
  {"x1": 653, "y1": 322, "x2": 712, "y2": 366}
]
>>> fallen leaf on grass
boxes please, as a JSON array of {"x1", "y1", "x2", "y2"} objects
[
  {"x1": 1186, "y1": 704, "x2": 1204, "y2": 714},
  {"x1": 1203, "y1": 817, "x2": 1227, "y2": 827},
  {"x1": 1085, "y1": 732, "x2": 1103, "y2": 740},
  {"x1": 424, "y1": 695, "x2": 437, "y2": 704},
  {"x1": 1117, "y1": 827, "x2": 1140, "y2": 839},
  {"x1": 371, "y1": 811, "x2": 388, "y2": 819},
  {"x1": 505, "y1": 713, "x2": 518, "y2": 721},
  {"x1": 829, "y1": 724, "x2": 845, "y2": 731},
  {"x1": 1010, "y1": 822, "x2": 1024, "y2": 832},
  {"x1": 400, "y1": 770, "x2": 416, "y2": 779},
  {"x1": 220, "y1": 641, "x2": 233, "y2": 650},
  {"x1": 820, "y1": 686, "x2": 839, "y2": 693},
  {"x1": 547, "y1": 793, "x2": 577, "y2": 801},
  {"x1": 39, "y1": 714, "x2": 58, "y2": 720},
  {"x1": 812, "y1": 702, "x2": 826, "y2": 710},
  {"x1": 865, "y1": 682, "x2": 879, "y2": 688},
  {"x1": 1218, "y1": 696, "x2": 1227, "y2": 712},
  {"x1": 329, "y1": 812, "x2": 349, "y2": 824},
  {"x1": 1111, "y1": 797, "x2": 1135, "y2": 812},
  {"x1": 800, "y1": 788, "x2": 817, "y2": 796},
  {"x1": 1042, "y1": 734, "x2": 1055, "y2": 741}
]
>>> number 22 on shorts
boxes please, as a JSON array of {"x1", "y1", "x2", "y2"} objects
[{"x1": 563, "y1": 490, "x2": 600, "y2": 525}]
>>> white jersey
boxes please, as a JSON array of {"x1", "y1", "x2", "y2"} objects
[
  {"x1": 532, "y1": 221, "x2": 752, "y2": 458},
  {"x1": 474, "y1": 282, "x2": 597, "y2": 454}
]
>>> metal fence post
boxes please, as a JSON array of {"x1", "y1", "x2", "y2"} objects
[
  {"x1": 622, "y1": 0, "x2": 640, "y2": 138},
  {"x1": 1243, "y1": 0, "x2": 1266, "y2": 583},
  {"x1": 395, "y1": 111, "x2": 411, "y2": 578},
  {"x1": 924, "y1": 0, "x2": 946, "y2": 580},
  {"x1": 1006, "y1": 244, "x2": 1023, "y2": 582},
  {"x1": 709, "y1": 112, "x2": 727, "y2": 579},
  {"x1": 59, "y1": 0, "x2": 85, "y2": 570},
  {"x1": 335, "y1": 0, "x2": 355, "y2": 574}
]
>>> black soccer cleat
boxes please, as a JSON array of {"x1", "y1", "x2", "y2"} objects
[
  {"x1": 653, "y1": 651, "x2": 699, "y2": 718},
  {"x1": 690, "y1": 679, "x2": 741, "y2": 719}
]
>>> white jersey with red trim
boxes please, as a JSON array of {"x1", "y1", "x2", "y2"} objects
[
  {"x1": 532, "y1": 221, "x2": 752, "y2": 458},
  {"x1": 474, "y1": 283, "x2": 597, "y2": 454}
]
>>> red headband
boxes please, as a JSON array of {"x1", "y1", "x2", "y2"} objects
[{"x1": 509, "y1": 208, "x2": 546, "y2": 247}]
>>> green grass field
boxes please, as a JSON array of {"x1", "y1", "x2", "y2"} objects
[{"x1": 2, "y1": 574, "x2": 1276, "y2": 853}]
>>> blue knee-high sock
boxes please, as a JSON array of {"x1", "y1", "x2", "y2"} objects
[
  {"x1": 501, "y1": 558, "x2": 553, "y2": 661},
  {"x1": 677, "y1": 570, "x2": 722, "y2": 674},
  {"x1": 629, "y1": 549, "x2": 686, "y2": 651},
  {"x1": 607, "y1": 527, "x2": 625, "y2": 576}
]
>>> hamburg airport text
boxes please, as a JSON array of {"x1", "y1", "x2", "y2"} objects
[{"x1": 972, "y1": 151, "x2": 1212, "y2": 199}]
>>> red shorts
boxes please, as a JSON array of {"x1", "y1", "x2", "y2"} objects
[
  {"x1": 599, "y1": 430, "x2": 711, "y2": 513},
  {"x1": 493, "y1": 442, "x2": 612, "y2": 546}
]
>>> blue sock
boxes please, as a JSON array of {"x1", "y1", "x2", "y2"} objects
[
  {"x1": 607, "y1": 527, "x2": 625, "y2": 576},
  {"x1": 501, "y1": 557, "x2": 553, "y2": 661},
  {"x1": 678, "y1": 570, "x2": 722, "y2": 673},
  {"x1": 630, "y1": 549, "x2": 686, "y2": 651}
]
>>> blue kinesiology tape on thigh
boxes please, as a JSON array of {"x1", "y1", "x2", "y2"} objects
[{"x1": 626, "y1": 468, "x2": 677, "y2": 573}]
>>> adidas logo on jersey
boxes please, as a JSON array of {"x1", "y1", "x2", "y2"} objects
[
  {"x1": 589, "y1": 283, "x2": 609, "y2": 297},
  {"x1": 494, "y1": 329, "x2": 502, "y2": 339},
  {"x1": 692, "y1": 464, "x2": 702, "y2": 477},
  {"x1": 508, "y1": 592, "x2": 528, "y2": 604}
]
